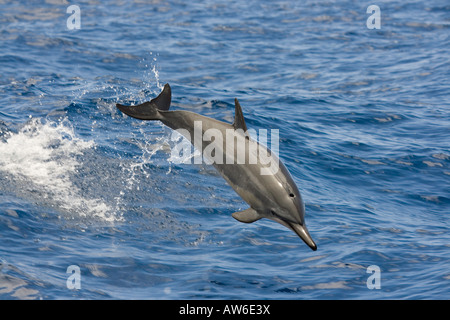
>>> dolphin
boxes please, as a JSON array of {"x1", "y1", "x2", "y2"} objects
[{"x1": 116, "y1": 84, "x2": 317, "y2": 250}]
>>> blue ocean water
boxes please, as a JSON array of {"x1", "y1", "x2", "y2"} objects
[{"x1": 0, "y1": 0, "x2": 449, "y2": 300}]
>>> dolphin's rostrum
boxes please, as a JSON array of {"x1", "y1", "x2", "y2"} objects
[{"x1": 116, "y1": 84, "x2": 317, "y2": 251}]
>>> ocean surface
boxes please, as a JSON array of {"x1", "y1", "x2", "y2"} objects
[{"x1": 0, "y1": 0, "x2": 449, "y2": 300}]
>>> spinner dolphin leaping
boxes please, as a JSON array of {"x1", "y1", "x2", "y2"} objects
[{"x1": 116, "y1": 84, "x2": 317, "y2": 250}]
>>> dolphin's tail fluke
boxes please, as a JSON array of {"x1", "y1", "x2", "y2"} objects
[{"x1": 116, "y1": 83, "x2": 171, "y2": 120}]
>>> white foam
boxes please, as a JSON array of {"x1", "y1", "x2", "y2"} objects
[{"x1": 0, "y1": 117, "x2": 117, "y2": 222}]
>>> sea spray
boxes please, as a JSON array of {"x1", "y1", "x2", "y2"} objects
[{"x1": 0, "y1": 117, "x2": 117, "y2": 221}]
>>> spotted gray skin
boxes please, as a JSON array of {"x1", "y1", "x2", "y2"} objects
[{"x1": 117, "y1": 84, "x2": 317, "y2": 250}]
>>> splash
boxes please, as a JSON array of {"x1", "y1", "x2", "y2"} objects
[
  {"x1": 0, "y1": 117, "x2": 118, "y2": 222},
  {"x1": 140, "y1": 52, "x2": 164, "y2": 94}
]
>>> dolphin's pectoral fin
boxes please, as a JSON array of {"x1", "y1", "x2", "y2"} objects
[
  {"x1": 232, "y1": 208, "x2": 261, "y2": 223},
  {"x1": 232, "y1": 98, "x2": 248, "y2": 132}
]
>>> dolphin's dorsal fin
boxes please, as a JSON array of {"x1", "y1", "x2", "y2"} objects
[
  {"x1": 150, "y1": 83, "x2": 171, "y2": 111},
  {"x1": 233, "y1": 98, "x2": 248, "y2": 131},
  {"x1": 232, "y1": 208, "x2": 261, "y2": 223}
]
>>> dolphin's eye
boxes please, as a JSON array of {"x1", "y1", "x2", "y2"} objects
[{"x1": 289, "y1": 193, "x2": 295, "y2": 198}]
